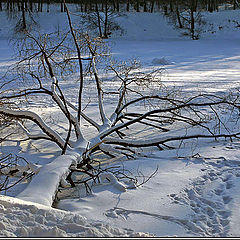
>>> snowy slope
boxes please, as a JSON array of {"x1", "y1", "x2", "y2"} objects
[
  {"x1": 202, "y1": 10, "x2": 240, "y2": 39},
  {"x1": 1, "y1": 9, "x2": 239, "y2": 40}
]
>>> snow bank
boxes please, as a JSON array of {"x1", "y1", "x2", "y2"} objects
[
  {"x1": 202, "y1": 10, "x2": 240, "y2": 39},
  {"x1": 113, "y1": 12, "x2": 181, "y2": 40},
  {"x1": 0, "y1": 195, "x2": 150, "y2": 237},
  {"x1": 1, "y1": 9, "x2": 240, "y2": 41}
]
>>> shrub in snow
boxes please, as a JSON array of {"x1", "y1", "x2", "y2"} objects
[{"x1": 152, "y1": 57, "x2": 173, "y2": 65}]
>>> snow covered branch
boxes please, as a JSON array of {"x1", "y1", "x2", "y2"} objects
[{"x1": 0, "y1": 108, "x2": 65, "y2": 149}]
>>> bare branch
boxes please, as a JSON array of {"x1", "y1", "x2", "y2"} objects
[
  {"x1": 104, "y1": 132, "x2": 240, "y2": 148},
  {"x1": 100, "y1": 99, "x2": 239, "y2": 139},
  {"x1": 64, "y1": 1, "x2": 84, "y2": 123}
]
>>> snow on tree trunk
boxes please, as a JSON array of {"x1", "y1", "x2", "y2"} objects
[{"x1": 17, "y1": 152, "x2": 80, "y2": 207}]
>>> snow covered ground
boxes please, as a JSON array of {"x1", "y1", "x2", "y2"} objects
[
  {"x1": 56, "y1": 141, "x2": 240, "y2": 237},
  {"x1": 0, "y1": 8, "x2": 240, "y2": 237},
  {"x1": 0, "y1": 195, "x2": 150, "y2": 237}
]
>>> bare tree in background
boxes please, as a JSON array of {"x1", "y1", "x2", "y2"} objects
[
  {"x1": 81, "y1": 0, "x2": 124, "y2": 38},
  {"x1": 167, "y1": 0, "x2": 205, "y2": 39}
]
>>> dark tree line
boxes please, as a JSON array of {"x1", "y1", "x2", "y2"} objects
[
  {"x1": 0, "y1": 0, "x2": 238, "y2": 13},
  {"x1": 1, "y1": 0, "x2": 239, "y2": 38}
]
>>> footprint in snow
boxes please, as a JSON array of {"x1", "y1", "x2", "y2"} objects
[
  {"x1": 222, "y1": 195, "x2": 232, "y2": 204},
  {"x1": 167, "y1": 156, "x2": 240, "y2": 237},
  {"x1": 225, "y1": 181, "x2": 234, "y2": 190}
]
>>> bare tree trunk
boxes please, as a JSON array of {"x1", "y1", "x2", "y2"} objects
[
  {"x1": 64, "y1": 2, "x2": 85, "y2": 131},
  {"x1": 126, "y1": 0, "x2": 130, "y2": 11},
  {"x1": 61, "y1": 2, "x2": 64, "y2": 12},
  {"x1": 103, "y1": 1, "x2": 108, "y2": 38},
  {"x1": 29, "y1": 0, "x2": 32, "y2": 12},
  {"x1": 163, "y1": 5, "x2": 168, "y2": 15},
  {"x1": 150, "y1": 0, "x2": 155, "y2": 13},
  {"x1": 84, "y1": 0, "x2": 87, "y2": 12},
  {"x1": 113, "y1": 0, "x2": 116, "y2": 11},
  {"x1": 101, "y1": 1, "x2": 104, "y2": 12},
  {"x1": 169, "y1": 0, "x2": 174, "y2": 12},
  {"x1": 16, "y1": 0, "x2": 21, "y2": 11},
  {"x1": 21, "y1": 0, "x2": 27, "y2": 30},
  {"x1": 9, "y1": 0, "x2": 13, "y2": 11},
  {"x1": 233, "y1": 0, "x2": 239, "y2": 9},
  {"x1": 194, "y1": 0, "x2": 198, "y2": 11},
  {"x1": 176, "y1": 2, "x2": 183, "y2": 28},
  {"x1": 89, "y1": 1, "x2": 93, "y2": 11},
  {"x1": 116, "y1": 0, "x2": 119, "y2": 12},
  {"x1": 95, "y1": 3, "x2": 103, "y2": 38},
  {"x1": 136, "y1": 0, "x2": 140, "y2": 12},
  {"x1": 190, "y1": 0, "x2": 195, "y2": 39},
  {"x1": 47, "y1": 0, "x2": 50, "y2": 12},
  {"x1": 144, "y1": 0, "x2": 147, "y2": 12},
  {"x1": 8, "y1": 1, "x2": 12, "y2": 11},
  {"x1": 208, "y1": 0, "x2": 213, "y2": 12},
  {"x1": 38, "y1": 0, "x2": 43, "y2": 12},
  {"x1": 215, "y1": 0, "x2": 219, "y2": 11}
]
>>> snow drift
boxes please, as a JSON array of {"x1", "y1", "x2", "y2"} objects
[{"x1": 0, "y1": 195, "x2": 151, "y2": 237}]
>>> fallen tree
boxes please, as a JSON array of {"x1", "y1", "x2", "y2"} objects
[{"x1": 0, "y1": 4, "x2": 239, "y2": 206}]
